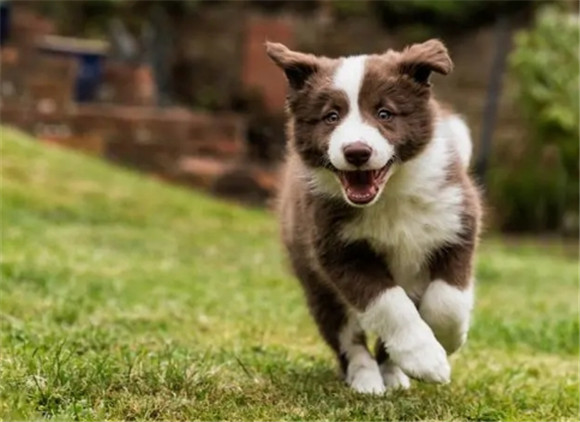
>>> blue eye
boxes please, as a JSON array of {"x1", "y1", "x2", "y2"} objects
[
  {"x1": 324, "y1": 111, "x2": 340, "y2": 124},
  {"x1": 377, "y1": 109, "x2": 393, "y2": 121}
]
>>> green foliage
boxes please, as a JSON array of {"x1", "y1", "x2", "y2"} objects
[
  {"x1": 510, "y1": 6, "x2": 579, "y2": 145},
  {"x1": 35, "y1": 0, "x2": 201, "y2": 38},
  {"x1": 1, "y1": 126, "x2": 579, "y2": 420},
  {"x1": 494, "y1": 6, "x2": 579, "y2": 232},
  {"x1": 380, "y1": 0, "x2": 486, "y2": 18},
  {"x1": 372, "y1": 0, "x2": 528, "y2": 30},
  {"x1": 332, "y1": 0, "x2": 373, "y2": 18}
]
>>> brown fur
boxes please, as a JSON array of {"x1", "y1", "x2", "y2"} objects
[
  {"x1": 430, "y1": 150, "x2": 482, "y2": 289},
  {"x1": 268, "y1": 39, "x2": 481, "y2": 377}
]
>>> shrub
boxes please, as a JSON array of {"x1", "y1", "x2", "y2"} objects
[
  {"x1": 372, "y1": 0, "x2": 534, "y2": 31},
  {"x1": 493, "y1": 6, "x2": 579, "y2": 233}
]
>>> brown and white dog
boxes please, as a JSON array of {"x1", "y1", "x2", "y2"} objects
[{"x1": 266, "y1": 39, "x2": 481, "y2": 394}]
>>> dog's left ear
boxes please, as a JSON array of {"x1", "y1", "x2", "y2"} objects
[
  {"x1": 398, "y1": 39, "x2": 453, "y2": 86},
  {"x1": 266, "y1": 42, "x2": 319, "y2": 91}
]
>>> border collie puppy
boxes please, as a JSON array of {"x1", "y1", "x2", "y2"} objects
[{"x1": 266, "y1": 39, "x2": 481, "y2": 394}]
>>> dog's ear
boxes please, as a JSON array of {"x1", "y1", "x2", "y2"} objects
[
  {"x1": 266, "y1": 42, "x2": 319, "y2": 90},
  {"x1": 397, "y1": 39, "x2": 453, "y2": 86}
]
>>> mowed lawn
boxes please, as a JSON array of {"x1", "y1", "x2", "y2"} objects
[{"x1": 1, "y1": 126, "x2": 578, "y2": 421}]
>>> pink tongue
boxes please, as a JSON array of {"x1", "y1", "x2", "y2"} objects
[{"x1": 342, "y1": 171, "x2": 377, "y2": 204}]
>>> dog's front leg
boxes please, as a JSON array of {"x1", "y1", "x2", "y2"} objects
[
  {"x1": 422, "y1": 238, "x2": 477, "y2": 355},
  {"x1": 419, "y1": 280, "x2": 473, "y2": 355},
  {"x1": 357, "y1": 286, "x2": 450, "y2": 383},
  {"x1": 317, "y1": 240, "x2": 450, "y2": 384}
]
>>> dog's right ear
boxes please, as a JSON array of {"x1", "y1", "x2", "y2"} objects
[{"x1": 266, "y1": 42, "x2": 319, "y2": 91}]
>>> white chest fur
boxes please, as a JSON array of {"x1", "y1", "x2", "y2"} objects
[{"x1": 340, "y1": 133, "x2": 465, "y2": 301}]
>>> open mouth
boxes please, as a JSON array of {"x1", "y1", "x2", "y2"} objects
[{"x1": 336, "y1": 159, "x2": 395, "y2": 205}]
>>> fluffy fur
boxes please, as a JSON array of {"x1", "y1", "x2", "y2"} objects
[{"x1": 266, "y1": 39, "x2": 481, "y2": 394}]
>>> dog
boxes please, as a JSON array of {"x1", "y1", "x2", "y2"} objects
[{"x1": 266, "y1": 39, "x2": 481, "y2": 394}]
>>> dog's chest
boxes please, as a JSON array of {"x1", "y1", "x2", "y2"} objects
[{"x1": 340, "y1": 185, "x2": 464, "y2": 300}]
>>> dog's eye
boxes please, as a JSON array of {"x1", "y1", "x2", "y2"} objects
[
  {"x1": 377, "y1": 109, "x2": 393, "y2": 121},
  {"x1": 324, "y1": 111, "x2": 340, "y2": 124}
]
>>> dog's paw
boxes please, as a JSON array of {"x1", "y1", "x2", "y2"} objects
[
  {"x1": 346, "y1": 360, "x2": 386, "y2": 394},
  {"x1": 379, "y1": 361, "x2": 410, "y2": 391},
  {"x1": 388, "y1": 327, "x2": 451, "y2": 384},
  {"x1": 419, "y1": 280, "x2": 474, "y2": 355}
]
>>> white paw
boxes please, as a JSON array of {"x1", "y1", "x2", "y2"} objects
[
  {"x1": 388, "y1": 325, "x2": 451, "y2": 384},
  {"x1": 419, "y1": 280, "x2": 474, "y2": 355},
  {"x1": 357, "y1": 287, "x2": 451, "y2": 384},
  {"x1": 379, "y1": 360, "x2": 410, "y2": 391},
  {"x1": 346, "y1": 360, "x2": 386, "y2": 394}
]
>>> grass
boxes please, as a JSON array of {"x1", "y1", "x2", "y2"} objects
[{"x1": 0, "y1": 126, "x2": 578, "y2": 421}]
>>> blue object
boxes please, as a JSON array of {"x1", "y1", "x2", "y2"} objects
[
  {"x1": 37, "y1": 38, "x2": 107, "y2": 103},
  {"x1": 71, "y1": 51, "x2": 104, "y2": 102},
  {"x1": 0, "y1": 1, "x2": 11, "y2": 46}
]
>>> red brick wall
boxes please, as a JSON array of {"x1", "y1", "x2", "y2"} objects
[
  {"x1": 98, "y1": 63, "x2": 155, "y2": 106},
  {"x1": 1, "y1": 3, "x2": 533, "y2": 208},
  {"x1": 241, "y1": 16, "x2": 294, "y2": 113}
]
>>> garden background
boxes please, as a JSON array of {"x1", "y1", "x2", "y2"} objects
[{"x1": 1, "y1": 1, "x2": 578, "y2": 420}]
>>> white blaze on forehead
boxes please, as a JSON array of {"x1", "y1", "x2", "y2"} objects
[
  {"x1": 329, "y1": 56, "x2": 394, "y2": 171},
  {"x1": 333, "y1": 55, "x2": 367, "y2": 110}
]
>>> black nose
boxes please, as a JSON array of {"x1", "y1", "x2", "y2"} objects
[{"x1": 343, "y1": 142, "x2": 372, "y2": 167}]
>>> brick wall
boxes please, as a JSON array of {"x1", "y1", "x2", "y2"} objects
[
  {"x1": 1, "y1": 2, "x2": 532, "y2": 209},
  {"x1": 0, "y1": 3, "x2": 274, "y2": 204},
  {"x1": 98, "y1": 63, "x2": 155, "y2": 106},
  {"x1": 241, "y1": 16, "x2": 295, "y2": 112}
]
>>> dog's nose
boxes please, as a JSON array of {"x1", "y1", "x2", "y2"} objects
[{"x1": 343, "y1": 142, "x2": 372, "y2": 167}]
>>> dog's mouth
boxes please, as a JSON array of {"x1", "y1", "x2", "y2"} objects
[{"x1": 336, "y1": 159, "x2": 395, "y2": 205}]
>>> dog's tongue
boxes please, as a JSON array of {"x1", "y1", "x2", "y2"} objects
[{"x1": 339, "y1": 171, "x2": 378, "y2": 204}]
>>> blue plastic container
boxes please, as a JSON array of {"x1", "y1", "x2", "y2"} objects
[
  {"x1": 37, "y1": 36, "x2": 108, "y2": 102},
  {"x1": 71, "y1": 51, "x2": 105, "y2": 102}
]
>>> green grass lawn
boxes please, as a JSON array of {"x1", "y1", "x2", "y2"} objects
[{"x1": 1, "y1": 126, "x2": 578, "y2": 421}]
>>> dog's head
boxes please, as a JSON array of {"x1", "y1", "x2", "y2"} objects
[{"x1": 266, "y1": 40, "x2": 453, "y2": 207}]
